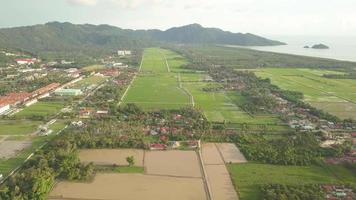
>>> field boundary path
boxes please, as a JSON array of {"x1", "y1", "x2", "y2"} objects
[
  {"x1": 177, "y1": 73, "x2": 195, "y2": 107},
  {"x1": 118, "y1": 54, "x2": 144, "y2": 106},
  {"x1": 197, "y1": 141, "x2": 213, "y2": 200},
  {"x1": 162, "y1": 52, "x2": 171, "y2": 72},
  {"x1": 201, "y1": 143, "x2": 240, "y2": 200}
]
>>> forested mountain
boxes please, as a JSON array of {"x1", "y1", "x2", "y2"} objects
[
  {"x1": 0, "y1": 22, "x2": 284, "y2": 56},
  {"x1": 152, "y1": 23, "x2": 285, "y2": 46}
]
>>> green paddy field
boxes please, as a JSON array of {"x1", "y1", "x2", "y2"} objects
[
  {"x1": 255, "y1": 68, "x2": 356, "y2": 119},
  {"x1": 123, "y1": 48, "x2": 284, "y2": 127}
]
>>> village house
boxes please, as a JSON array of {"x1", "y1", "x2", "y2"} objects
[
  {"x1": 79, "y1": 108, "x2": 93, "y2": 118},
  {"x1": 0, "y1": 103, "x2": 11, "y2": 115},
  {"x1": 149, "y1": 143, "x2": 167, "y2": 151},
  {"x1": 117, "y1": 50, "x2": 132, "y2": 56},
  {"x1": 15, "y1": 58, "x2": 38, "y2": 65}
]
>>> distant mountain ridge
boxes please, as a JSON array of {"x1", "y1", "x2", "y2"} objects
[{"x1": 0, "y1": 22, "x2": 285, "y2": 55}]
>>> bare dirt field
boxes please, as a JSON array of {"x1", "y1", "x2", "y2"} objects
[
  {"x1": 201, "y1": 143, "x2": 239, "y2": 200},
  {"x1": 205, "y1": 164, "x2": 239, "y2": 200},
  {"x1": 0, "y1": 140, "x2": 31, "y2": 159},
  {"x1": 201, "y1": 143, "x2": 224, "y2": 165},
  {"x1": 49, "y1": 173, "x2": 207, "y2": 200},
  {"x1": 216, "y1": 143, "x2": 247, "y2": 163},
  {"x1": 145, "y1": 150, "x2": 202, "y2": 178},
  {"x1": 79, "y1": 149, "x2": 144, "y2": 166}
]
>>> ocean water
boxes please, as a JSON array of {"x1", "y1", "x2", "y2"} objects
[{"x1": 245, "y1": 35, "x2": 356, "y2": 62}]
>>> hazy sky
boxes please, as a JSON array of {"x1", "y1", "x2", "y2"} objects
[{"x1": 1, "y1": 0, "x2": 356, "y2": 36}]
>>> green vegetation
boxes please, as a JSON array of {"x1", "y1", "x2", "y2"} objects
[
  {"x1": 0, "y1": 135, "x2": 94, "y2": 199},
  {"x1": 72, "y1": 75, "x2": 107, "y2": 89},
  {"x1": 0, "y1": 22, "x2": 283, "y2": 61},
  {"x1": 123, "y1": 48, "x2": 191, "y2": 109},
  {"x1": 0, "y1": 134, "x2": 56, "y2": 176},
  {"x1": 171, "y1": 45, "x2": 356, "y2": 71},
  {"x1": 14, "y1": 101, "x2": 65, "y2": 119},
  {"x1": 237, "y1": 133, "x2": 325, "y2": 165},
  {"x1": 0, "y1": 120, "x2": 41, "y2": 136},
  {"x1": 82, "y1": 65, "x2": 105, "y2": 72},
  {"x1": 255, "y1": 68, "x2": 356, "y2": 119},
  {"x1": 261, "y1": 184, "x2": 326, "y2": 200},
  {"x1": 113, "y1": 166, "x2": 144, "y2": 173},
  {"x1": 126, "y1": 156, "x2": 135, "y2": 166},
  {"x1": 227, "y1": 163, "x2": 356, "y2": 200}
]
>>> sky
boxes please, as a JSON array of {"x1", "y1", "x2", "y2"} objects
[{"x1": 1, "y1": 0, "x2": 356, "y2": 37}]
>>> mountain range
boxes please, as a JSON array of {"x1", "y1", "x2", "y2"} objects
[{"x1": 0, "y1": 22, "x2": 285, "y2": 56}]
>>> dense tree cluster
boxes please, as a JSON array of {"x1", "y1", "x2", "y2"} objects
[
  {"x1": 170, "y1": 45, "x2": 356, "y2": 71},
  {"x1": 323, "y1": 72, "x2": 356, "y2": 79},
  {"x1": 0, "y1": 136, "x2": 94, "y2": 199},
  {"x1": 236, "y1": 133, "x2": 324, "y2": 165},
  {"x1": 261, "y1": 184, "x2": 325, "y2": 200}
]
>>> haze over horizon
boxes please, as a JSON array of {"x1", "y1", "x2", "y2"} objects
[{"x1": 1, "y1": 0, "x2": 356, "y2": 37}]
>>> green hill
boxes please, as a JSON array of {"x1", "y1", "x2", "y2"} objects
[{"x1": 0, "y1": 22, "x2": 285, "y2": 57}]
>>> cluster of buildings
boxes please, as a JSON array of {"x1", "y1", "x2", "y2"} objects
[
  {"x1": 325, "y1": 132, "x2": 356, "y2": 164},
  {"x1": 15, "y1": 58, "x2": 39, "y2": 65},
  {"x1": 0, "y1": 82, "x2": 62, "y2": 115},
  {"x1": 79, "y1": 108, "x2": 109, "y2": 119},
  {"x1": 117, "y1": 50, "x2": 132, "y2": 56},
  {"x1": 149, "y1": 141, "x2": 199, "y2": 151},
  {"x1": 323, "y1": 185, "x2": 356, "y2": 200}
]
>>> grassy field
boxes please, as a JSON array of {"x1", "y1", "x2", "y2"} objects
[
  {"x1": 0, "y1": 120, "x2": 41, "y2": 136},
  {"x1": 255, "y1": 68, "x2": 356, "y2": 119},
  {"x1": 72, "y1": 75, "x2": 107, "y2": 89},
  {"x1": 0, "y1": 120, "x2": 67, "y2": 176},
  {"x1": 0, "y1": 133, "x2": 57, "y2": 176},
  {"x1": 112, "y1": 166, "x2": 145, "y2": 173},
  {"x1": 49, "y1": 120, "x2": 67, "y2": 133},
  {"x1": 227, "y1": 163, "x2": 356, "y2": 200},
  {"x1": 124, "y1": 48, "x2": 284, "y2": 126},
  {"x1": 14, "y1": 101, "x2": 65, "y2": 118},
  {"x1": 123, "y1": 48, "x2": 191, "y2": 110},
  {"x1": 82, "y1": 65, "x2": 105, "y2": 72}
]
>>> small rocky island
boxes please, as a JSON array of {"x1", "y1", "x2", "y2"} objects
[{"x1": 311, "y1": 44, "x2": 329, "y2": 49}]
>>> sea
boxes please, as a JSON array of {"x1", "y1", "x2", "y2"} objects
[{"x1": 239, "y1": 35, "x2": 356, "y2": 62}]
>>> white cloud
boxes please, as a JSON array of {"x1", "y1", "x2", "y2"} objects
[
  {"x1": 109, "y1": 0, "x2": 163, "y2": 9},
  {"x1": 66, "y1": 0, "x2": 97, "y2": 6}
]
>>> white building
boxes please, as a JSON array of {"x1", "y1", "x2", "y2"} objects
[
  {"x1": 117, "y1": 51, "x2": 125, "y2": 56},
  {"x1": 117, "y1": 50, "x2": 132, "y2": 56},
  {"x1": 15, "y1": 58, "x2": 37, "y2": 65},
  {"x1": 0, "y1": 104, "x2": 10, "y2": 115}
]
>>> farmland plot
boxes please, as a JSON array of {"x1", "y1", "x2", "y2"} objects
[
  {"x1": 255, "y1": 68, "x2": 356, "y2": 119},
  {"x1": 123, "y1": 48, "x2": 191, "y2": 109}
]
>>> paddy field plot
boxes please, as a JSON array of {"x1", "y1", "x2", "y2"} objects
[
  {"x1": 79, "y1": 149, "x2": 144, "y2": 166},
  {"x1": 14, "y1": 101, "x2": 65, "y2": 118},
  {"x1": 49, "y1": 173, "x2": 207, "y2": 200},
  {"x1": 123, "y1": 48, "x2": 191, "y2": 109},
  {"x1": 82, "y1": 64, "x2": 105, "y2": 72},
  {"x1": 255, "y1": 68, "x2": 356, "y2": 119},
  {"x1": 201, "y1": 143, "x2": 239, "y2": 200},
  {"x1": 0, "y1": 140, "x2": 31, "y2": 159},
  {"x1": 180, "y1": 72, "x2": 282, "y2": 125},
  {"x1": 71, "y1": 75, "x2": 107, "y2": 89},
  {"x1": 50, "y1": 150, "x2": 207, "y2": 200},
  {"x1": 144, "y1": 150, "x2": 202, "y2": 178},
  {"x1": 227, "y1": 163, "x2": 356, "y2": 200},
  {"x1": 0, "y1": 120, "x2": 41, "y2": 136},
  {"x1": 216, "y1": 143, "x2": 247, "y2": 163}
]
